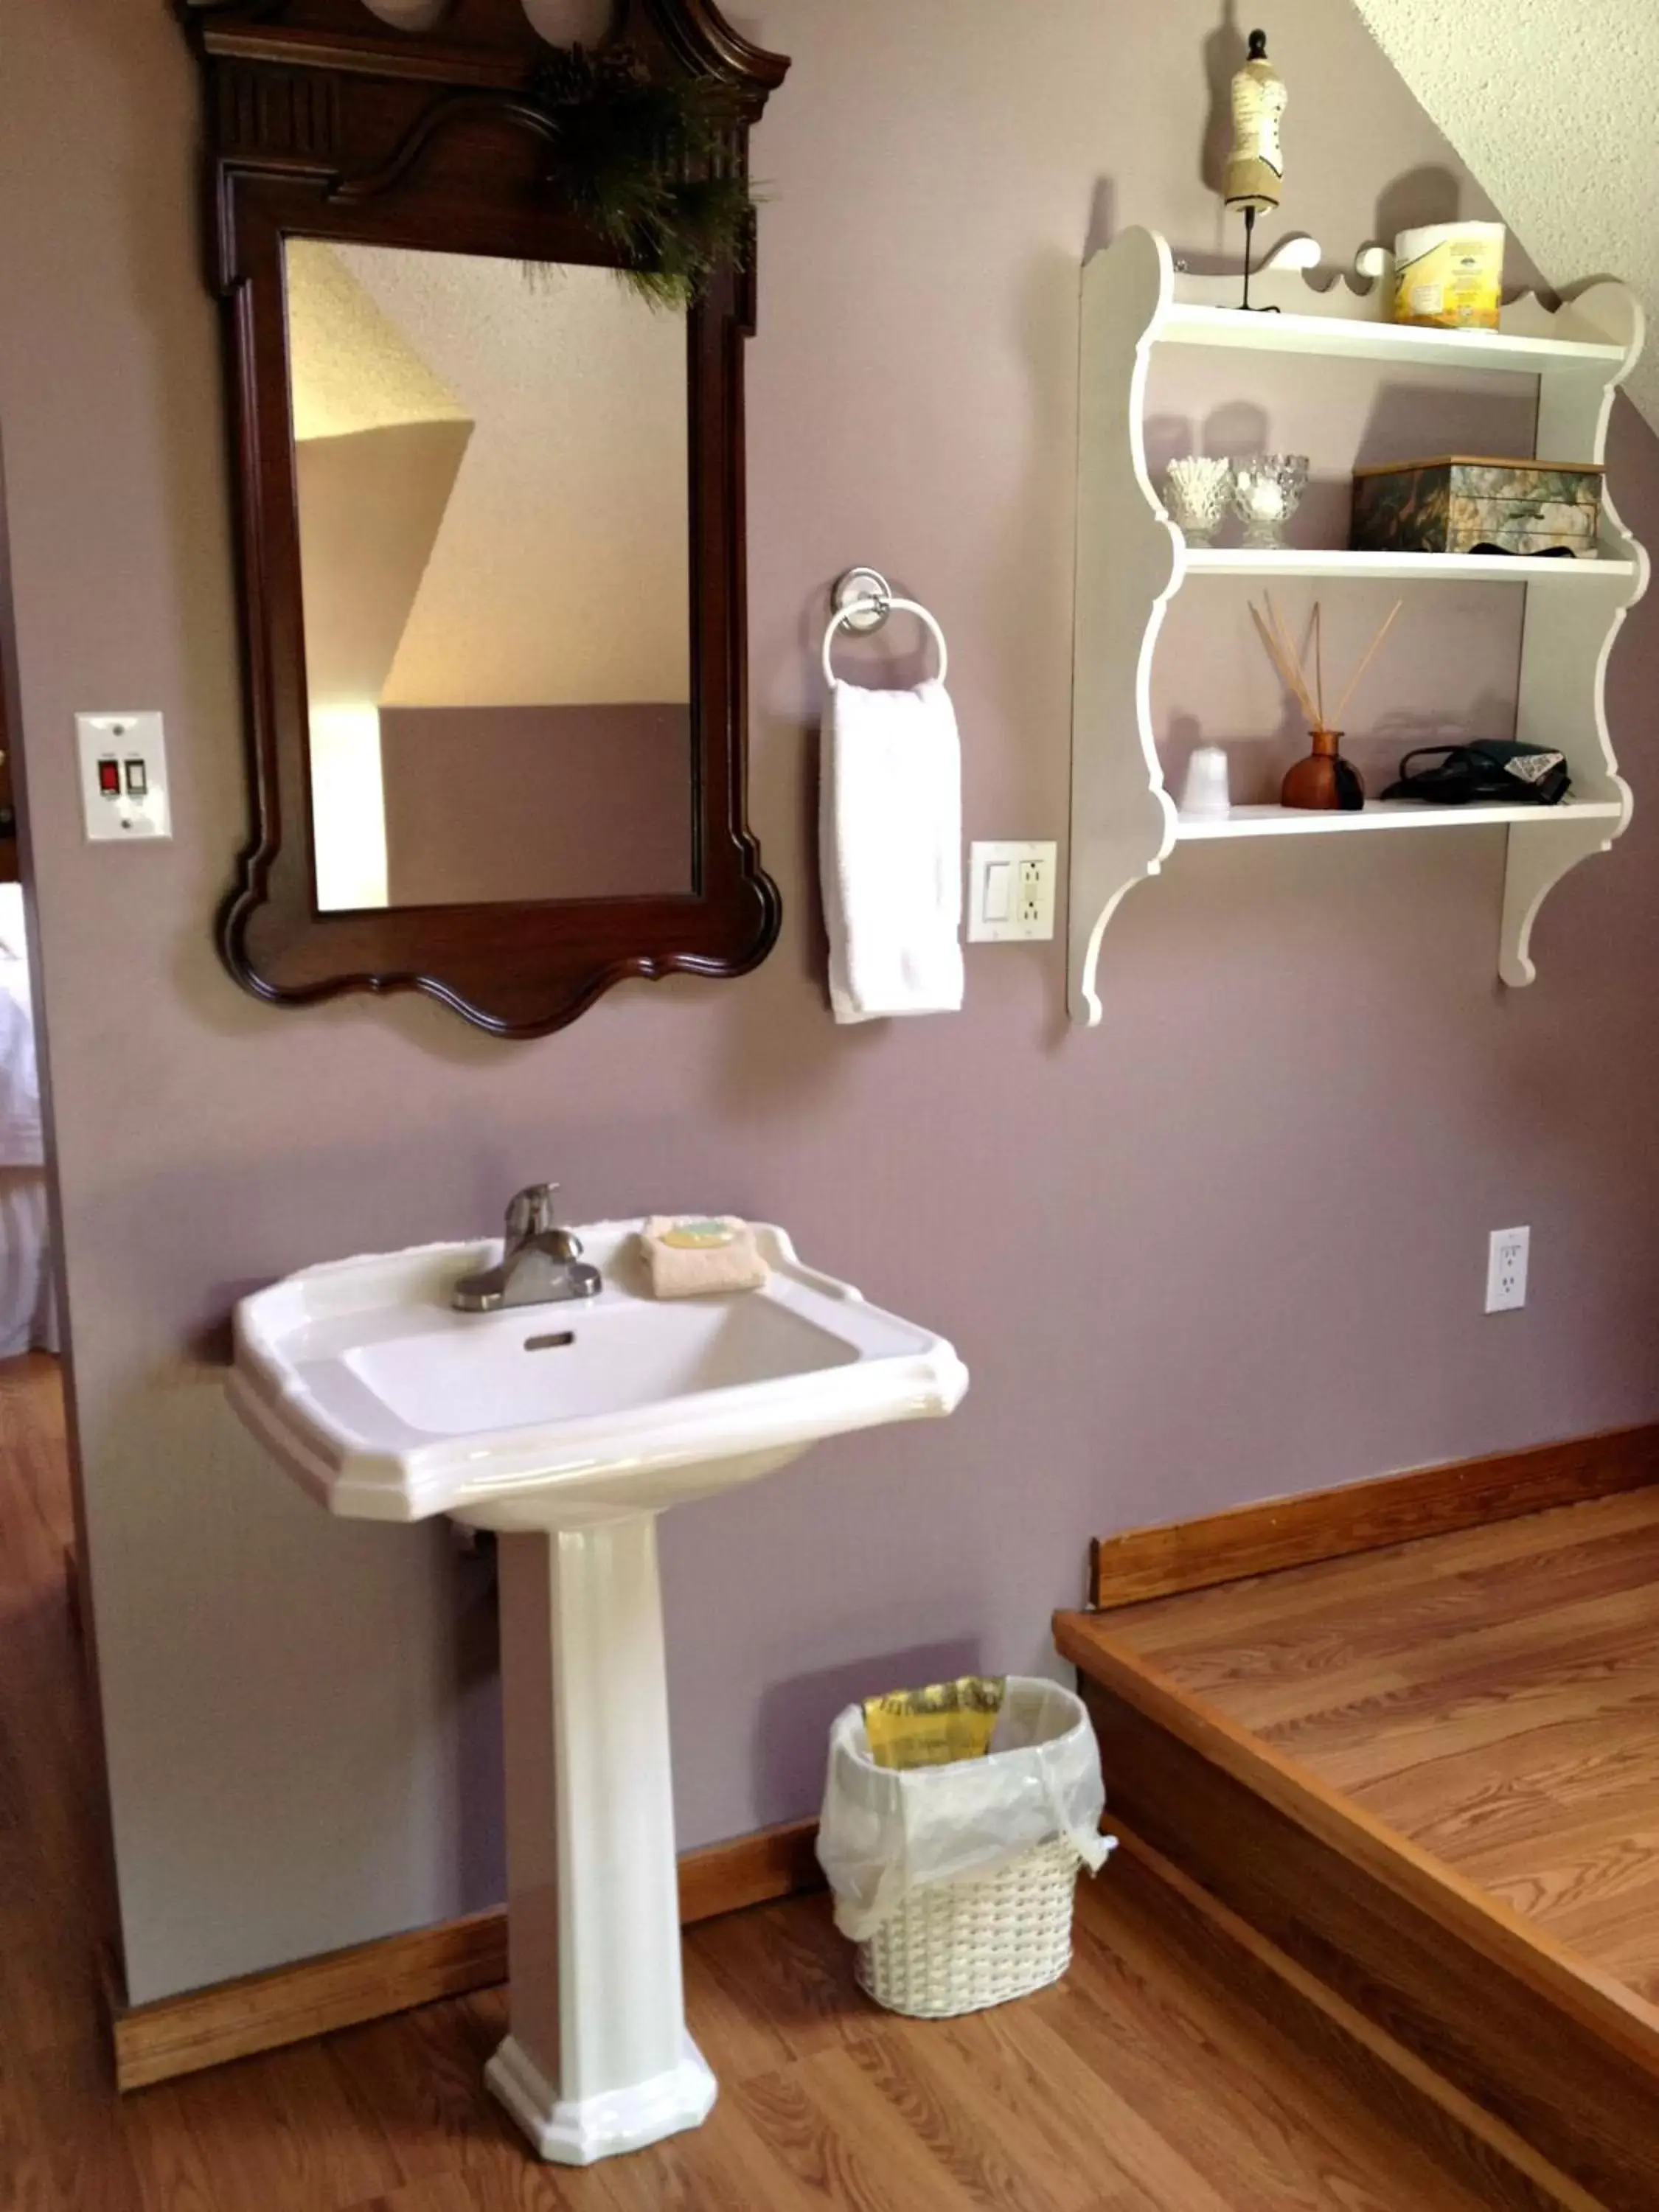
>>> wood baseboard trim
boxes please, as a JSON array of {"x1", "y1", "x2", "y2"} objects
[
  {"x1": 1113, "y1": 1823, "x2": 1603, "y2": 2212},
  {"x1": 1060, "y1": 1615, "x2": 1659, "y2": 2208},
  {"x1": 110, "y1": 1815, "x2": 822, "y2": 2093},
  {"x1": 1089, "y1": 1422, "x2": 1659, "y2": 1609},
  {"x1": 676, "y1": 1811, "x2": 824, "y2": 1927}
]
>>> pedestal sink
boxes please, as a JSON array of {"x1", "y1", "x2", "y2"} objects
[{"x1": 229, "y1": 1220, "x2": 967, "y2": 2164}]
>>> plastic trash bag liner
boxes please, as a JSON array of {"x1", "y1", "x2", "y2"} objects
[{"x1": 816, "y1": 1674, "x2": 1115, "y2": 1942}]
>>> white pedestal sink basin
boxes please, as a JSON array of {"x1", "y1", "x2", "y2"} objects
[{"x1": 229, "y1": 1221, "x2": 967, "y2": 2165}]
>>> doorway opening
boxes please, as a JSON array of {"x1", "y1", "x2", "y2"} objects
[{"x1": 0, "y1": 877, "x2": 58, "y2": 1365}]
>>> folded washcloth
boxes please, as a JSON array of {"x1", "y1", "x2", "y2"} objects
[
  {"x1": 639, "y1": 1218, "x2": 769, "y2": 1299},
  {"x1": 820, "y1": 676, "x2": 964, "y2": 1023}
]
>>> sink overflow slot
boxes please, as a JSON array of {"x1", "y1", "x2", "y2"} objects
[{"x1": 524, "y1": 1331, "x2": 577, "y2": 1353}]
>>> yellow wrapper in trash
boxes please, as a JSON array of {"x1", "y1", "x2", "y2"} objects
[{"x1": 861, "y1": 1676, "x2": 1007, "y2": 1770}]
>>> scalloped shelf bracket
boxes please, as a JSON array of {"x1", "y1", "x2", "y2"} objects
[
  {"x1": 1068, "y1": 228, "x2": 1180, "y2": 1027},
  {"x1": 1067, "y1": 226, "x2": 1649, "y2": 1029}
]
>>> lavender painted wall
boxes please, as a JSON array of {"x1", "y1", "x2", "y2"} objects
[{"x1": 2, "y1": 0, "x2": 1658, "y2": 2006}]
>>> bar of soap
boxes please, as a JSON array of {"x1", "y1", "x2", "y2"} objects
[{"x1": 638, "y1": 1217, "x2": 768, "y2": 1299}]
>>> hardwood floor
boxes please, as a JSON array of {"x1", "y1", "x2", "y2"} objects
[
  {"x1": 1104, "y1": 1484, "x2": 1659, "y2": 2021},
  {"x1": 2, "y1": 1351, "x2": 1517, "y2": 2210}
]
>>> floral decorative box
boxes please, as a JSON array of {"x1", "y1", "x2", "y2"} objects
[{"x1": 1351, "y1": 456, "x2": 1604, "y2": 558}]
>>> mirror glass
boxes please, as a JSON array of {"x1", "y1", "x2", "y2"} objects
[{"x1": 283, "y1": 242, "x2": 693, "y2": 911}]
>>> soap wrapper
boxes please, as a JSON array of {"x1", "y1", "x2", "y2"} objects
[
  {"x1": 861, "y1": 1677, "x2": 1007, "y2": 1771},
  {"x1": 639, "y1": 1217, "x2": 769, "y2": 1299}
]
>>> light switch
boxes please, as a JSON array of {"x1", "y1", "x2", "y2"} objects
[
  {"x1": 77, "y1": 713, "x2": 171, "y2": 842},
  {"x1": 968, "y1": 841, "x2": 1057, "y2": 943}
]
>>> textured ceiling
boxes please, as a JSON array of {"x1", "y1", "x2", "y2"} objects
[
  {"x1": 1352, "y1": 0, "x2": 1658, "y2": 433},
  {"x1": 287, "y1": 241, "x2": 467, "y2": 441}
]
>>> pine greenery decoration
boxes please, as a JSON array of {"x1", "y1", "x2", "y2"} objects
[{"x1": 532, "y1": 44, "x2": 757, "y2": 310}]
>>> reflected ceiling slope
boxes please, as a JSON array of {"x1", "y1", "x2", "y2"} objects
[
  {"x1": 329, "y1": 248, "x2": 690, "y2": 708},
  {"x1": 287, "y1": 242, "x2": 473, "y2": 708}
]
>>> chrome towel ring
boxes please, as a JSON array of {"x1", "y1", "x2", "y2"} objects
[{"x1": 822, "y1": 566, "x2": 950, "y2": 689}]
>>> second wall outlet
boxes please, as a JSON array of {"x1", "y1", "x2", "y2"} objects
[
  {"x1": 1486, "y1": 1226, "x2": 1530, "y2": 1314},
  {"x1": 969, "y1": 841, "x2": 1057, "y2": 942}
]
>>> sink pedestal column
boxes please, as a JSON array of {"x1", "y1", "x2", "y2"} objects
[{"x1": 486, "y1": 1513, "x2": 714, "y2": 2165}]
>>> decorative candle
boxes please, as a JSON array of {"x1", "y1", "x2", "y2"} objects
[{"x1": 1230, "y1": 456, "x2": 1309, "y2": 549}]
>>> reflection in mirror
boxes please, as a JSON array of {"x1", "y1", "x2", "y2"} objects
[
  {"x1": 519, "y1": 0, "x2": 618, "y2": 44},
  {"x1": 284, "y1": 243, "x2": 692, "y2": 911},
  {"x1": 355, "y1": 0, "x2": 453, "y2": 29}
]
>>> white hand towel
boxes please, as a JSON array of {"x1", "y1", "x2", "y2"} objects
[{"x1": 821, "y1": 677, "x2": 964, "y2": 1023}]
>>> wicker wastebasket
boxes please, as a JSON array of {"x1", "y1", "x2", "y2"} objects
[
  {"x1": 817, "y1": 1676, "x2": 1113, "y2": 2020},
  {"x1": 855, "y1": 1832, "x2": 1085, "y2": 2017}
]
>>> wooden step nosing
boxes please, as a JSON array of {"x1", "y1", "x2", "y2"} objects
[
  {"x1": 1057, "y1": 1610, "x2": 1659, "y2": 2081},
  {"x1": 1114, "y1": 1821, "x2": 1607, "y2": 2212},
  {"x1": 1077, "y1": 1668, "x2": 1659, "y2": 2205}
]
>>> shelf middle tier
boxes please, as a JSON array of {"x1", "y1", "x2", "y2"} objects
[
  {"x1": 1182, "y1": 547, "x2": 1638, "y2": 584},
  {"x1": 1174, "y1": 799, "x2": 1624, "y2": 841}
]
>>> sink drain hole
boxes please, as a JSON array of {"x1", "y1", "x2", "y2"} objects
[{"x1": 524, "y1": 1331, "x2": 577, "y2": 1352}]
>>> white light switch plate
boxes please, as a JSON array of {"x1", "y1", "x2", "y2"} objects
[
  {"x1": 77, "y1": 712, "x2": 172, "y2": 843},
  {"x1": 968, "y1": 841, "x2": 1057, "y2": 942}
]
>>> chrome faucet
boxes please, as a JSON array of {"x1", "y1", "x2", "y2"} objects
[{"x1": 452, "y1": 1185, "x2": 602, "y2": 1314}]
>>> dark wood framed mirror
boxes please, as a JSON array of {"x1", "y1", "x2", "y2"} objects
[{"x1": 176, "y1": 0, "x2": 787, "y2": 1037}]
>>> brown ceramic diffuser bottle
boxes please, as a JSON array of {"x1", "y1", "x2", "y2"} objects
[
  {"x1": 1281, "y1": 727, "x2": 1363, "y2": 811},
  {"x1": 1249, "y1": 595, "x2": 1404, "y2": 813}
]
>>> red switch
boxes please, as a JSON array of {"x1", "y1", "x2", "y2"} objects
[{"x1": 97, "y1": 758, "x2": 121, "y2": 797}]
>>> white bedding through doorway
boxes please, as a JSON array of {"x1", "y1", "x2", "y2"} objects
[{"x1": 0, "y1": 883, "x2": 57, "y2": 1357}]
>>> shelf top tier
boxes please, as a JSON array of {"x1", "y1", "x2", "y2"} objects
[
  {"x1": 1184, "y1": 546, "x2": 1640, "y2": 585},
  {"x1": 1140, "y1": 229, "x2": 1644, "y2": 384},
  {"x1": 1160, "y1": 300, "x2": 1629, "y2": 376}
]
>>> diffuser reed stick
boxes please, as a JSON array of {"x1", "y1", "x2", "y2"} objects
[
  {"x1": 1267, "y1": 594, "x2": 1321, "y2": 725},
  {"x1": 1250, "y1": 597, "x2": 1318, "y2": 725},
  {"x1": 1314, "y1": 602, "x2": 1325, "y2": 730},
  {"x1": 1332, "y1": 599, "x2": 1404, "y2": 726},
  {"x1": 1249, "y1": 595, "x2": 1405, "y2": 732}
]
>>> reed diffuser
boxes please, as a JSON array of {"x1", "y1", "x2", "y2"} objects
[{"x1": 1248, "y1": 593, "x2": 1403, "y2": 810}]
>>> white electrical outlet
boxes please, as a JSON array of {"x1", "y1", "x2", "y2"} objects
[
  {"x1": 1486, "y1": 1226, "x2": 1530, "y2": 1314},
  {"x1": 969, "y1": 841, "x2": 1057, "y2": 942}
]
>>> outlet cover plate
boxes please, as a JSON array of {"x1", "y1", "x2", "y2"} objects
[
  {"x1": 969, "y1": 841, "x2": 1057, "y2": 943},
  {"x1": 1486, "y1": 1225, "x2": 1530, "y2": 1314}
]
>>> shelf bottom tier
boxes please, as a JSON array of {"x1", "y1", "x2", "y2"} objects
[{"x1": 1174, "y1": 798, "x2": 1624, "y2": 841}]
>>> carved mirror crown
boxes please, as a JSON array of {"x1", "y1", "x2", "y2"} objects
[{"x1": 177, "y1": 0, "x2": 789, "y2": 1037}]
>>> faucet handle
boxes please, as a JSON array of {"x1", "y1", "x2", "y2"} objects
[{"x1": 506, "y1": 1183, "x2": 563, "y2": 1239}]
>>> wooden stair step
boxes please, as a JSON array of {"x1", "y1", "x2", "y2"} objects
[{"x1": 1057, "y1": 1606, "x2": 1659, "y2": 2212}]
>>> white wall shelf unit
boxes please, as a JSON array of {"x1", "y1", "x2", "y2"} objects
[{"x1": 1068, "y1": 227, "x2": 1649, "y2": 1028}]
